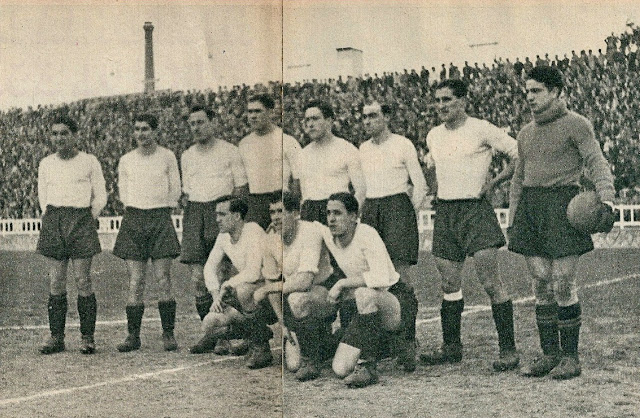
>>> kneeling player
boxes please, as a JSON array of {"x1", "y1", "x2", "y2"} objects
[
  {"x1": 320, "y1": 193, "x2": 416, "y2": 388},
  {"x1": 191, "y1": 198, "x2": 276, "y2": 369},
  {"x1": 257, "y1": 193, "x2": 338, "y2": 381}
]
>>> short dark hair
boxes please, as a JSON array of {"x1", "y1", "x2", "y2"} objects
[
  {"x1": 216, "y1": 195, "x2": 247, "y2": 219},
  {"x1": 304, "y1": 100, "x2": 334, "y2": 119},
  {"x1": 282, "y1": 192, "x2": 300, "y2": 212},
  {"x1": 190, "y1": 105, "x2": 214, "y2": 120},
  {"x1": 362, "y1": 101, "x2": 393, "y2": 117},
  {"x1": 52, "y1": 115, "x2": 78, "y2": 133},
  {"x1": 329, "y1": 192, "x2": 358, "y2": 214},
  {"x1": 248, "y1": 93, "x2": 275, "y2": 110},
  {"x1": 527, "y1": 66, "x2": 564, "y2": 94},
  {"x1": 133, "y1": 113, "x2": 158, "y2": 130},
  {"x1": 436, "y1": 79, "x2": 468, "y2": 98}
]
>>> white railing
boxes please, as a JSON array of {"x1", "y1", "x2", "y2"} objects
[{"x1": 2, "y1": 206, "x2": 639, "y2": 236}]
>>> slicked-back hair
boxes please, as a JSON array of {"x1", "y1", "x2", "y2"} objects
[
  {"x1": 329, "y1": 192, "x2": 359, "y2": 214},
  {"x1": 527, "y1": 66, "x2": 564, "y2": 95},
  {"x1": 190, "y1": 105, "x2": 214, "y2": 120},
  {"x1": 362, "y1": 101, "x2": 394, "y2": 117},
  {"x1": 133, "y1": 113, "x2": 158, "y2": 130},
  {"x1": 229, "y1": 198, "x2": 249, "y2": 220},
  {"x1": 52, "y1": 115, "x2": 78, "y2": 133},
  {"x1": 282, "y1": 192, "x2": 300, "y2": 212},
  {"x1": 304, "y1": 100, "x2": 335, "y2": 119},
  {"x1": 248, "y1": 93, "x2": 275, "y2": 110},
  {"x1": 436, "y1": 79, "x2": 468, "y2": 98}
]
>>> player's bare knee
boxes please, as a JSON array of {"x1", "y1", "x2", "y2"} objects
[
  {"x1": 354, "y1": 287, "x2": 378, "y2": 313},
  {"x1": 50, "y1": 277, "x2": 67, "y2": 295},
  {"x1": 76, "y1": 277, "x2": 93, "y2": 297},
  {"x1": 332, "y1": 356, "x2": 355, "y2": 378},
  {"x1": 287, "y1": 292, "x2": 311, "y2": 319},
  {"x1": 202, "y1": 312, "x2": 227, "y2": 332},
  {"x1": 554, "y1": 279, "x2": 577, "y2": 305},
  {"x1": 442, "y1": 279, "x2": 462, "y2": 295}
]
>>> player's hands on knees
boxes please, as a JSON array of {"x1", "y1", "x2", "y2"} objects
[
  {"x1": 211, "y1": 296, "x2": 225, "y2": 314},
  {"x1": 327, "y1": 280, "x2": 344, "y2": 304}
]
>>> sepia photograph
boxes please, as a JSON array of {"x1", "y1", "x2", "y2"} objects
[{"x1": 1, "y1": 0, "x2": 639, "y2": 416}]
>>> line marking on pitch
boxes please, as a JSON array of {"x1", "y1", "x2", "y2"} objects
[
  {"x1": 1, "y1": 273, "x2": 637, "y2": 407},
  {"x1": 0, "y1": 347, "x2": 282, "y2": 407},
  {"x1": 417, "y1": 273, "x2": 639, "y2": 325}
]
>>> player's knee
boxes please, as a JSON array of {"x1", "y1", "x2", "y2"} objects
[
  {"x1": 441, "y1": 280, "x2": 461, "y2": 295},
  {"x1": 354, "y1": 287, "x2": 378, "y2": 313},
  {"x1": 234, "y1": 284, "x2": 256, "y2": 307},
  {"x1": 76, "y1": 277, "x2": 93, "y2": 296},
  {"x1": 202, "y1": 312, "x2": 226, "y2": 332},
  {"x1": 287, "y1": 292, "x2": 311, "y2": 319},
  {"x1": 533, "y1": 278, "x2": 554, "y2": 304},
  {"x1": 49, "y1": 276, "x2": 67, "y2": 295},
  {"x1": 332, "y1": 355, "x2": 355, "y2": 378},
  {"x1": 554, "y1": 279, "x2": 577, "y2": 305}
]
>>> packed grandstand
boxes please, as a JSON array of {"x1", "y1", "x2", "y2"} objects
[{"x1": 2, "y1": 27, "x2": 640, "y2": 219}]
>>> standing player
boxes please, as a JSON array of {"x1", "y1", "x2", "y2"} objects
[
  {"x1": 37, "y1": 115, "x2": 107, "y2": 355},
  {"x1": 113, "y1": 114, "x2": 182, "y2": 352},
  {"x1": 258, "y1": 192, "x2": 338, "y2": 381},
  {"x1": 298, "y1": 100, "x2": 365, "y2": 224},
  {"x1": 181, "y1": 105, "x2": 248, "y2": 351},
  {"x1": 320, "y1": 193, "x2": 416, "y2": 388},
  {"x1": 509, "y1": 66, "x2": 615, "y2": 380},
  {"x1": 238, "y1": 94, "x2": 300, "y2": 230},
  {"x1": 359, "y1": 101, "x2": 426, "y2": 370},
  {"x1": 420, "y1": 79, "x2": 520, "y2": 371},
  {"x1": 191, "y1": 198, "x2": 275, "y2": 369}
]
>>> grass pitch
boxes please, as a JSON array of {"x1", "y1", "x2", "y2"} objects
[{"x1": 1, "y1": 250, "x2": 639, "y2": 417}]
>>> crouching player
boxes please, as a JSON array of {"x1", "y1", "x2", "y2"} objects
[
  {"x1": 320, "y1": 193, "x2": 417, "y2": 388},
  {"x1": 191, "y1": 197, "x2": 276, "y2": 369},
  {"x1": 257, "y1": 193, "x2": 338, "y2": 381}
]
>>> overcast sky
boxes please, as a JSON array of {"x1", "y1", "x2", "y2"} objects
[{"x1": 1, "y1": 0, "x2": 639, "y2": 109}]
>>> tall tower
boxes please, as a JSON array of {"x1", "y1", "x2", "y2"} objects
[{"x1": 143, "y1": 22, "x2": 155, "y2": 93}]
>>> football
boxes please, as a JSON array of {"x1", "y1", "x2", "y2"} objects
[{"x1": 566, "y1": 191, "x2": 615, "y2": 234}]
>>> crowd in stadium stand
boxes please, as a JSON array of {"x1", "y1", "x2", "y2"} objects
[{"x1": 2, "y1": 26, "x2": 640, "y2": 218}]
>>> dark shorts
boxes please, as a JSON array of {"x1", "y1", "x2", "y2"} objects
[
  {"x1": 508, "y1": 186, "x2": 594, "y2": 259},
  {"x1": 301, "y1": 199, "x2": 328, "y2": 225},
  {"x1": 37, "y1": 206, "x2": 101, "y2": 261},
  {"x1": 361, "y1": 193, "x2": 419, "y2": 265},
  {"x1": 245, "y1": 191, "x2": 281, "y2": 231},
  {"x1": 180, "y1": 200, "x2": 220, "y2": 264},
  {"x1": 432, "y1": 198, "x2": 506, "y2": 263},
  {"x1": 112, "y1": 207, "x2": 181, "y2": 261}
]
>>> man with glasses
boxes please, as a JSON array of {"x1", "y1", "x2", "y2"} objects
[{"x1": 420, "y1": 79, "x2": 520, "y2": 372}]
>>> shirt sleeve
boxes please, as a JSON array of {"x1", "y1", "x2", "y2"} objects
[
  {"x1": 346, "y1": 143, "x2": 367, "y2": 207},
  {"x1": 284, "y1": 135, "x2": 302, "y2": 180},
  {"x1": 571, "y1": 117, "x2": 615, "y2": 201},
  {"x1": 261, "y1": 234, "x2": 282, "y2": 281},
  {"x1": 37, "y1": 158, "x2": 48, "y2": 214},
  {"x1": 360, "y1": 226, "x2": 399, "y2": 288},
  {"x1": 509, "y1": 136, "x2": 525, "y2": 215},
  {"x1": 403, "y1": 138, "x2": 428, "y2": 208},
  {"x1": 167, "y1": 151, "x2": 182, "y2": 207},
  {"x1": 180, "y1": 150, "x2": 191, "y2": 196},
  {"x1": 203, "y1": 238, "x2": 225, "y2": 292},
  {"x1": 229, "y1": 225, "x2": 265, "y2": 284},
  {"x1": 230, "y1": 146, "x2": 248, "y2": 188},
  {"x1": 483, "y1": 122, "x2": 518, "y2": 160},
  {"x1": 117, "y1": 156, "x2": 129, "y2": 208},
  {"x1": 296, "y1": 223, "x2": 323, "y2": 275},
  {"x1": 89, "y1": 155, "x2": 107, "y2": 218}
]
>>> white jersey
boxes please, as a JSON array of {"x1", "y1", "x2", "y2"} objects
[
  {"x1": 262, "y1": 221, "x2": 332, "y2": 284},
  {"x1": 203, "y1": 222, "x2": 266, "y2": 292},
  {"x1": 319, "y1": 222, "x2": 399, "y2": 289},
  {"x1": 425, "y1": 117, "x2": 517, "y2": 200},
  {"x1": 298, "y1": 136, "x2": 365, "y2": 202},
  {"x1": 181, "y1": 140, "x2": 247, "y2": 202},
  {"x1": 118, "y1": 146, "x2": 181, "y2": 209},
  {"x1": 37, "y1": 151, "x2": 107, "y2": 218}
]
